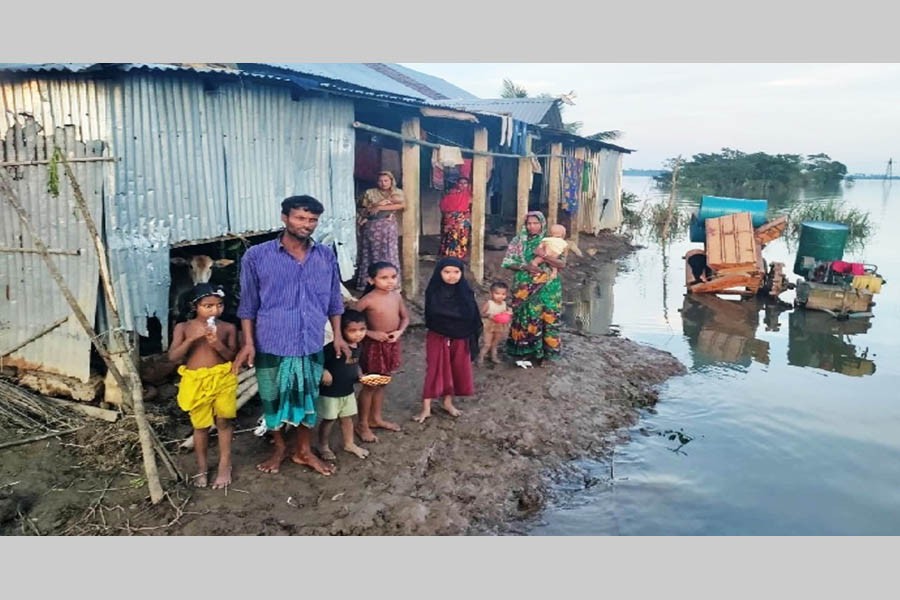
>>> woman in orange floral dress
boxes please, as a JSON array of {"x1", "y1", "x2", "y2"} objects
[{"x1": 438, "y1": 177, "x2": 472, "y2": 259}]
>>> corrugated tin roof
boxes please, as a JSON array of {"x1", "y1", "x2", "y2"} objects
[
  {"x1": 435, "y1": 98, "x2": 561, "y2": 125},
  {"x1": 374, "y1": 63, "x2": 478, "y2": 100},
  {"x1": 0, "y1": 62, "x2": 482, "y2": 109},
  {"x1": 0, "y1": 63, "x2": 301, "y2": 87},
  {"x1": 261, "y1": 63, "x2": 423, "y2": 97},
  {"x1": 255, "y1": 63, "x2": 477, "y2": 103},
  {"x1": 0, "y1": 63, "x2": 99, "y2": 72}
]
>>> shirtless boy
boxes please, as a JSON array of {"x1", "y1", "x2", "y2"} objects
[
  {"x1": 353, "y1": 261, "x2": 409, "y2": 442},
  {"x1": 168, "y1": 283, "x2": 239, "y2": 489}
]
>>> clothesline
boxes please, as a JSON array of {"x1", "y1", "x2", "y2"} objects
[{"x1": 352, "y1": 121, "x2": 567, "y2": 160}]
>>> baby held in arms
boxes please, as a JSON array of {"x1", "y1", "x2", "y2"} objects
[{"x1": 530, "y1": 223, "x2": 569, "y2": 280}]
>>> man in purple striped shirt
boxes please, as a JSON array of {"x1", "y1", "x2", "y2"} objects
[{"x1": 232, "y1": 195, "x2": 350, "y2": 477}]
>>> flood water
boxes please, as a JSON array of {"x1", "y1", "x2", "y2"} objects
[{"x1": 531, "y1": 176, "x2": 900, "y2": 535}]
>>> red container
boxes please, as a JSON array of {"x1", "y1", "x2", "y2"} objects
[{"x1": 492, "y1": 312, "x2": 512, "y2": 324}]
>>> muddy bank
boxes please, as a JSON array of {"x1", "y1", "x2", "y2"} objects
[{"x1": 1, "y1": 232, "x2": 686, "y2": 535}]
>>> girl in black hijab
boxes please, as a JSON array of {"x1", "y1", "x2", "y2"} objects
[{"x1": 413, "y1": 257, "x2": 482, "y2": 423}]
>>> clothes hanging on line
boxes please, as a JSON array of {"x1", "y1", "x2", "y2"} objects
[
  {"x1": 460, "y1": 158, "x2": 473, "y2": 180},
  {"x1": 499, "y1": 115, "x2": 515, "y2": 148},
  {"x1": 431, "y1": 149, "x2": 444, "y2": 190},
  {"x1": 438, "y1": 144, "x2": 464, "y2": 167},
  {"x1": 511, "y1": 121, "x2": 529, "y2": 155},
  {"x1": 562, "y1": 157, "x2": 583, "y2": 214}
]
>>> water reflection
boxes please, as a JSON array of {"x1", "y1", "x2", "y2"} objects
[
  {"x1": 562, "y1": 261, "x2": 617, "y2": 335},
  {"x1": 677, "y1": 292, "x2": 877, "y2": 376},
  {"x1": 679, "y1": 295, "x2": 774, "y2": 370},
  {"x1": 787, "y1": 310, "x2": 876, "y2": 376}
]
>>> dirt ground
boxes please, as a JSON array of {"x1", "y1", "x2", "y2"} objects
[{"x1": 0, "y1": 231, "x2": 686, "y2": 536}]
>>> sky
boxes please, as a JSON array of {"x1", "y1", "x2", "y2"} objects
[{"x1": 402, "y1": 63, "x2": 900, "y2": 175}]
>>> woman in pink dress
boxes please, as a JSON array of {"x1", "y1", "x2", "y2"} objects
[{"x1": 356, "y1": 171, "x2": 405, "y2": 290}]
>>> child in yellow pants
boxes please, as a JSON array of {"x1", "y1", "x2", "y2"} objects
[{"x1": 169, "y1": 283, "x2": 238, "y2": 489}]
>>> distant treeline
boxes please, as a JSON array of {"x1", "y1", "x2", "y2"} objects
[
  {"x1": 624, "y1": 169, "x2": 664, "y2": 177},
  {"x1": 848, "y1": 174, "x2": 900, "y2": 180},
  {"x1": 654, "y1": 148, "x2": 848, "y2": 197}
]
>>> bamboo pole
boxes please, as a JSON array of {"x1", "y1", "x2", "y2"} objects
[
  {"x1": 547, "y1": 142, "x2": 563, "y2": 227},
  {"x1": 1, "y1": 316, "x2": 68, "y2": 357},
  {"x1": 353, "y1": 121, "x2": 563, "y2": 160},
  {"x1": 58, "y1": 154, "x2": 178, "y2": 499},
  {"x1": 400, "y1": 117, "x2": 421, "y2": 297},
  {"x1": 0, "y1": 247, "x2": 82, "y2": 256},
  {"x1": 0, "y1": 172, "x2": 125, "y2": 388},
  {"x1": 44, "y1": 397, "x2": 119, "y2": 422},
  {"x1": 661, "y1": 157, "x2": 682, "y2": 241},
  {"x1": 572, "y1": 147, "x2": 585, "y2": 245},
  {"x1": 0, "y1": 156, "x2": 116, "y2": 168},
  {"x1": 1, "y1": 164, "x2": 176, "y2": 503},
  {"x1": 516, "y1": 135, "x2": 534, "y2": 231},
  {"x1": 470, "y1": 127, "x2": 488, "y2": 284},
  {"x1": 0, "y1": 427, "x2": 84, "y2": 450}
]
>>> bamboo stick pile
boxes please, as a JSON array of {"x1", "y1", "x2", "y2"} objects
[{"x1": 0, "y1": 376, "x2": 84, "y2": 441}]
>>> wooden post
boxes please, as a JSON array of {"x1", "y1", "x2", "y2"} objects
[
  {"x1": 470, "y1": 127, "x2": 488, "y2": 285},
  {"x1": 661, "y1": 156, "x2": 682, "y2": 241},
  {"x1": 516, "y1": 134, "x2": 533, "y2": 231},
  {"x1": 401, "y1": 117, "x2": 421, "y2": 297},
  {"x1": 1, "y1": 163, "x2": 179, "y2": 504},
  {"x1": 547, "y1": 142, "x2": 562, "y2": 227},
  {"x1": 59, "y1": 155, "x2": 176, "y2": 498},
  {"x1": 572, "y1": 146, "x2": 585, "y2": 245}
]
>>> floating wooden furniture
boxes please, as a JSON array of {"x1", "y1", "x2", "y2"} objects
[{"x1": 684, "y1": 212, "x2": 789, "y2": 298}]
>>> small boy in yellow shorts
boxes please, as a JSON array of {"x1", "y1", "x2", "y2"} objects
[{"x1": 169, "y1": 283, "x2": 238, "y2": 489}]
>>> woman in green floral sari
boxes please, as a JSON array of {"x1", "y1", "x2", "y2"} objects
[{"x1": 501, "y1": 211, "x2": 566, "y2": 364}]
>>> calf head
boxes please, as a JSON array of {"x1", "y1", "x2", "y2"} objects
[
  {"x1": 171, "y1": 255, "x2": 235, "y2": 285},
  {"x1": 170, "y1": 255, "x2": 236, "y2": 326}
]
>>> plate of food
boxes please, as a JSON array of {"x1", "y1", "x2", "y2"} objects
[{"x1": 359, "y1": 373, "x2": 392, "y2": 387}]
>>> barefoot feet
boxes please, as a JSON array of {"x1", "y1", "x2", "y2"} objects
[
  {"x1": 344, "y1": 442, "x2": 370, "y2": 459},
  {"x1": 291, "y1": 451, "x2": 336, "y2": 476},
  {"x1": 412, "y1": 409, "x2": 431, "y2": 423},
  {"x1": 355, "y1": 424, "x2": 378, "y2": 443},
  {"x1": 190, "y1": 471, "x2": 208, "y2": 488},
  {"x1": 369, "y1": 419, "x2": 401, "y2": 432},
  {"x1": 441, "y1": 401, "x2": 462, "y2": 418},
  {"x1": 211, "y1": 465, "x2": 232, "y2": 490},
  {"x1": 318, "y1": 446, "x2": 337, "y2": 462},
  {"x1": 256, "y1": 448, "x2": 285, "y2": 474}
]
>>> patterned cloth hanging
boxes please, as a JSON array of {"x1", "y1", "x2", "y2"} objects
[{"x1": 562, "y1": 157, "x2": 583, "y2": 214}]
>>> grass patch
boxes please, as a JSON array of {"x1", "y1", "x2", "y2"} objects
[
  {"x1": 620, "y1": 191, "x2": 691, "y2": 242},
  {"x1": 786, "y1": 198, "x2": 873, "y2": 252}
]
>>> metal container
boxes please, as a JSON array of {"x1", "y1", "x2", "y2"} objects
[{"x1": 793, "y1": 221, "x2": 850, "y2": 276}]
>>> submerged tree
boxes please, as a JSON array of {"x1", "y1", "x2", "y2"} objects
[{"x1": 654, "y1": 148, "x2": 848, "y2": 197}]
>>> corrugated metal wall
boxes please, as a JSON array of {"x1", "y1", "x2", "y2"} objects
[
  {"x1": 577, "y1": 148, "x2": 624, "y2": 234},
  {"x1": 0, "y1": 77, "x2": 110, "y2": 381},
  {"x1": 2, "y1": 71, "x2": 357, "y2": 380},
  {"x1": 107, "y1": 74, "x2": 356, "y2": 343},
  {"x1": 598, "y1": 150, "x2": 624, "y2": 231}
]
